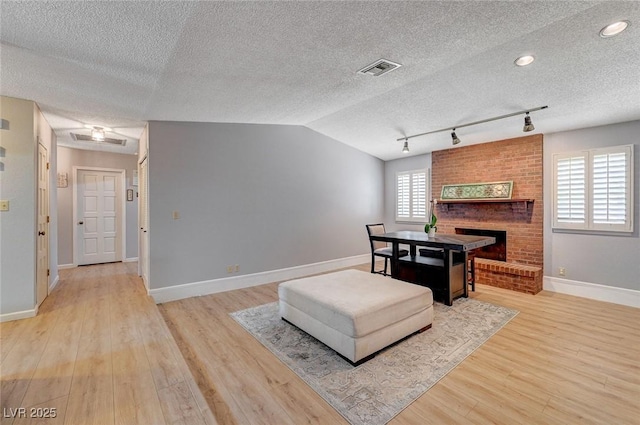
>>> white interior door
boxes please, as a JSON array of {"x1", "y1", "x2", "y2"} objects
[
  {"x1": 77, "y1": 169, "x2": 122, "y2": 265},
  {"x1": 138, "y1": 158, "x2": 149, "y2": 287},
  {"x1": 37, "y1": 143, "x2": 49, "y2": 306}
]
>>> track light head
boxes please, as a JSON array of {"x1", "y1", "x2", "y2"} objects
[
  {"x1": 451, "y1": 130, "x2": 461, "y2": 145},
  {"x1": 523, "y1": 112, "x2": 535, "y2": 132},
  {"x1": 402, "y1": 140, "x2": 410, "y2": 153}
]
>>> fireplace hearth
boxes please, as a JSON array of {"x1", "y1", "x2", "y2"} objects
[{"x1": 455, "y1": 228, "x2": 506, "y2": 261}]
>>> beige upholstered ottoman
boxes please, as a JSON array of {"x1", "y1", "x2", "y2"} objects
[{"x1": 278, "y1": 269, "x2": 433, "y2": 364}]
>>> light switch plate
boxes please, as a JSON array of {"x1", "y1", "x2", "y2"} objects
[{"x1": 0, "y1": 200, "x2": 9, "y2": 211}]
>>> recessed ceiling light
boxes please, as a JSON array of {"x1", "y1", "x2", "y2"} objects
[
  {"x1": 599, "y1": 20, "x2": 630, "y2": 38},
  {"x1": 514, "y1": 55, "x2": 535, "y2": 67}
]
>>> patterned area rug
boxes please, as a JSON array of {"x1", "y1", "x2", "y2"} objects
[{"x1": 231, "y1": 297, "x2": 518, "y2": 425}]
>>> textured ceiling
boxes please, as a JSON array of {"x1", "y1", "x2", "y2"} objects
[{"x1": 1, "y1": 1, "x2": 639, "y2": 159}]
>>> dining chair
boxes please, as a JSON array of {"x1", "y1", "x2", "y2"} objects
[{"x1": 365, "y1": 223, "x2": 408, "y2": 276}]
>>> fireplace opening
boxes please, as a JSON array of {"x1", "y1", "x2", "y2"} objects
[{"x1": 455, "y1": 228, "x2": 507, "y2": 261}]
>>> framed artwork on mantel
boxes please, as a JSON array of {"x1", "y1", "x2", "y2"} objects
[{"x1": 441, "y1": 181, "x2": 513, "y2": 200}]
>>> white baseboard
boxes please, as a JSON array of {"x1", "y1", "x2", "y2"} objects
[
  {"x1": 124, "y1": 257, "x2": 138, "y2": 263},
  {"x1": 0, "y1": 308, "x2": 37, "y2": 323},
  {"x1": 150, "y1": 254, "x2": 370, "y2": 304},
  {"x1": 49, "y1": 275, "x2": 60, "y2": 292},
  {"x1": 58, "y1": 264, "x2": 75, "y2": 270},
  {"x1": 544, "y1": 276, "x2": 640, "y2": 308}
]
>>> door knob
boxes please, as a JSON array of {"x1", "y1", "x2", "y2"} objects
[
  {"x1": 78, "y1": 221, "x2": 84, "y2": 225},
  {"x1": 38, "y1": 231, "x2": 45, "y2": 236}
]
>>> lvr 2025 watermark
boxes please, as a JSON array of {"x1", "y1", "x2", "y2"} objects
[{"x1": 3, "y1": 407, "x2": 57, "y2": 418}]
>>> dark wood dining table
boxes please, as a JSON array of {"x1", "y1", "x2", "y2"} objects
[{"x1": 369, "y1": 231, "x2": 496, "y2": 305}]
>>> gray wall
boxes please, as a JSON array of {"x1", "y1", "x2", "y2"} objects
[
  {"x1": 544, "y1": 121, "x2": 640, "y2": 290},
  {"x1": 148, "y1": 121, "x2": 384, "y2": 290},
  {"x1": 383, "y1": 153, "x2": 432, "y2": 232},
  {"x1": 0, "y1": 96, "x2": 58, "y2": 316},
  {"x1": 57, "y1": 146, "x2": 139, "y2": 265},
  {"x1": 0, "y1": 97, "x2": 36, "y2": 314}
]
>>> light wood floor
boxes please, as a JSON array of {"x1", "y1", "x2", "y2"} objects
[
  {"x1": 2, "y1": 263, "x2": 639, "y2": 425},
  {"x1": 159, "y1": 263, "x2": 640, "y2": 425},
  {"x1": 0, "y1": 262, "x2": 216, "y2": 425}
]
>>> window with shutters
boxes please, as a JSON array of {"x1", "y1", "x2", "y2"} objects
[
  {"x1": 396, "y1": 169, "x2": 428, "y2": 222},
  {"x1": 553, "y1": 145, "x2": 633, "y2": 232}
]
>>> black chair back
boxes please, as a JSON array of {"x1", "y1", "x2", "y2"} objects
[{"x1": 365, "y1": 223, "x2": 387, "y2": 252}]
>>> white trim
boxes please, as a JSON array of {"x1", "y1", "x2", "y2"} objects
[
  {"x1": 142, "y1": 275, "x2": 149, "y2": 293},
  {"x1": 37, "y1": 141, "x2": 50, "y2": 311},
  {"x1": 73, "y1": 166, "x2": 127, "y2": 266},
  {"x1": 124, "y1": 257, "x2": 138, "y2": 263},
  {"x1": 49, "y1": 275, "x2": 60, "y2": 292},
  {"x1": 544, "y1": 276, "x2": 640, "y2": 308},
  {"x1": 0, "y1": 308, "x2": 37, "y2": 323},
  {"x1": 138, "y1": 153, "x2": 148, "y2": 166},
  {"x1": 395, "y1": 168, "x2": 429, "y2": 223},
  {"x1": 58, "y1": 264, "x2": 76, "y2": 270},
  {"x1": 137, "y1": 156, "x2": 149, "y2": 287},
  {"x1": 150, "y1": 254, "x2": 370, "y2": 304}
]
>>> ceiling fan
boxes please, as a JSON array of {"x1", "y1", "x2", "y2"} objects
[{"x1": 69, "y1": 125, "x2": 128, "y2": 146}]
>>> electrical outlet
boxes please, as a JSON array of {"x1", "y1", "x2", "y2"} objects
[
  {"x1": 0, "y1": 200, "x2": 8, "y2": 211},
  {"x1": 559, "y1": 267, "x2": 566, "y2": 277},
  {"x1": 235, "y1": 265, "x2": 240, "y2": 272},
  {"x1": 227, "y1": 265, "x2": 234, "y2": 273}
]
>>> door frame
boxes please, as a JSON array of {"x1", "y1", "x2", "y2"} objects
[
  {"x1": 72, "y1": 166, "x2": 127, "y2": 267},
  {"x1": 138, "y1": 155, "x2": 149, "y2": 290},
  {"x1": 37, "y1": 140, "x2": 49, "y2": 307}
]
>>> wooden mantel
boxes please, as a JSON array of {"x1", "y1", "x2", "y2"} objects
[{"x1": 437, "y1": 198, "x2": 534, "y2": 210}]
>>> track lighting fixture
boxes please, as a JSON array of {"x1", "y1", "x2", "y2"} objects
[
  {"x1": 451, "y1": 130, "x2": 461, "y2": 145},
  {"x1": 523, "y1": 112, "x2": 535, "y2": 132},
  {"x1": 397, "y1": 105, "x2": 547, "y2": 153}
]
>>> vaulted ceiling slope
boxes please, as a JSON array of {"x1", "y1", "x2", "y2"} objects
[{"x1": 1, "y1": 1, "x2": 638, "y2": 159}]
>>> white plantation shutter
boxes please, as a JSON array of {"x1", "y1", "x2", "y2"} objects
[
  {"x1": 555, "y1": 154, "x2": 586, "y2": 226},
  {"x1": 397, "y1": 173, "x2": 410, "y2": 219},
  {"x1": 396, "y1": 169, "x2": 428, "y2": 222},
  {"x1": 553, "y1": 145, "x2": 633, "y2": 232},
  {"x1": 412, "y1": 172, "x2": 427, "y2": 219},
  {"x1": 592, "y1": 147, "x2": 631, "y2": 231}
]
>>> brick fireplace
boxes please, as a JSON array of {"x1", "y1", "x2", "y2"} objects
[
  {"x1": 455, "y1": 228, "x2": 507, "y2": 261},
  {"x1": 432, "y1": 134, "x2": 543, "y2": 294}
]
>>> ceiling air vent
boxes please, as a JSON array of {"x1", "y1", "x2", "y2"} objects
[
  {"x1": 357, "y1": 59, "x2": 402, "y2": 77},
  {"x1": 71, "y1": 132, "x2": 127, "y2": 146}
]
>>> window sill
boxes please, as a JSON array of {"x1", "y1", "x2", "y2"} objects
[
  {"x1": 551, "y1": 227, "x2": 634, "y2": 237},
  {"x1": 395, "y1": 219, "x2": 426, "y2": 224}
]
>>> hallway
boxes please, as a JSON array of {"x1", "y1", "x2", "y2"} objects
[{"x1": 0, "y1": 262, "x2": 216, "y2": 425}]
